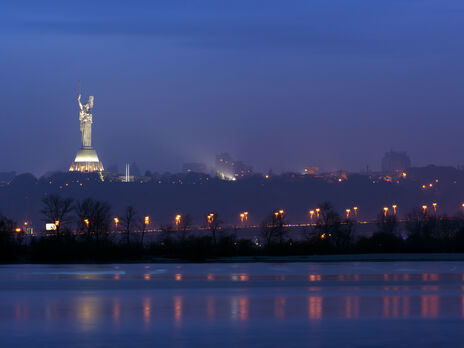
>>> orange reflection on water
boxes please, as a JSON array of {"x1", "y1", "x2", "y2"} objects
[
  {"x1": 14, "y1": 303, "x2": 29, "y2": 321},
  {"x1": 344, "y1": 296, "x2": 359, "y2": 318},
  {"x1": 421, "y1": 295, "x2": 439, "y2": 318},
  {"x1": 207, "y1": 273, "x2": 215, "y2": 281},
  {"x1": 206, "y1": 296, "x2": 215, "y2": 319},
  {"x1": 239, "y1": 297, "x2": 249, "y2": 320},
  {"x1": 144, "y1": 274, "x2": 151, "y2": 281},
  {"x1": 112, "y1": 298, "x2": 120, "y2": 323},
  {"x1": 76, "y1": 297, "x2": 100, "y2": 330},
  {"x1": 422, "y1": 273, "x2": 439, "y2": 281},
  {"x1": 308, "y1": 296, "x2": 322, "y2": 319},
  {"x1": 353, "y1": 274, "x2": 360, "y2": 281},
  {"x1": 240, "y1": 274, "x2": 249, "y2": 282},
  {"x1": 175, "y1": 273, "x2": 183, "y2": 281},
  {"x1": 174, "y1": 296, "x2": 183, "y2": 325},
  {"x1": 403, "y1": 274, "x2": 410, "y2": 281},
  {"x1": 143, "y1": 297, "x2": 151, "y2": 325},
  {"x1": 275, "y1": 275, "x2": 286, "y2": 281},
  {"x1": 114, "y1": 274, "x2": 121, "y2": 280},
  {"x1": 274, "y1": 297, "x2": 286, "y2": 318},
  {"x1": 308, "y1": 274, "x2": 321, "y2": 282},
  {"x1": 383, "y1": 296, "x2": 406, "y2": 318},
  {"x1": 231, "y1": 296, "x2": 249, "y2": 320},
  {"x1": 402, "y1": 296, "x2": 410, "y2": 317}
]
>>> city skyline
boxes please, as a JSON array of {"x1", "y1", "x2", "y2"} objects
[{"x1": 1, "y1": 0, "x2": 464, "y2": 176}]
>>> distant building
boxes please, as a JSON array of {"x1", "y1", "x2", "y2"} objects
[
  {"x1": 215, "y1": 153, "x2": 253, "y2": 180},
  {"x1": 303, "y1": 167, "x2": 319, "y2": 175},
  {"x1": 182, "y1": 162, "x2": 207, "y2": 173},
  {"x1": 381, "y1": 151, "x2": 411, "y2": 173}
]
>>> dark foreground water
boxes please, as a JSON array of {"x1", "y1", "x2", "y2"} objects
[{"x1": 1, "y1": 261, "x2": 464, "y2": 347}]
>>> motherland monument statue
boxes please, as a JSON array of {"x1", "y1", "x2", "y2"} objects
[{"x1": 69, "y1": 83, "x2": 104, "y2": 173}]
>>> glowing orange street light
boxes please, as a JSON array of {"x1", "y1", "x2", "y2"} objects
[
  {"x1": 392, "y1": 205, "x2": 397, "y2": 215},
  {"x1": 383, "y1": 207, "x2": 389, "y2": 217},
  {"x1": 240, "y1": 213, "x2": 245, "y2": 223},
  {"x1": 55, "y1": 220, "x2": 60, "y2": 227},
  {"x1": 144, "y1": 216, "x2": 150, "y2": 225},
  {"x1": 309, "y1": 210, "x2": 315, "y2": 222},
  {"x1": 353, "y1": 206, "x2": 358, "y2": 217},
  {"x1": 114, "y1": 217, "x2": 119, "y2": 228},
  {"x1": 422, "y1": 205, "x2": 428, "y2": 214},
  {"x1": 315, "y1": 208, "x2": 320, "y2": 218},
  {"x1": 84, "y1": 219, "x2": 89, "y2": 227},
  {"x1": 346, "y1": 209, "x2": 351, "y2": 218},
  {"x1": 207, "y1": 213, "x2": 215, "y2": 224},
  {"x1": 175, "y1": 214, "x2": 182, "y2": 226},
  {"x1": 244, "y1": 212, "x2": 248, "y2": 221},
  {"x1": 279, "y1": 210, "x2": 284, "y2": 215},
  {"x1": 15, "y1": 228, "x2": 21, "y2": 233},
  {"x1": 432, "y1": 203, "x2": 437, "y2": 214}
]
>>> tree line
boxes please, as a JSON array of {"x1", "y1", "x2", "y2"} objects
[{"x1": 2, "y1": 196, "x2": 464, "y2": 263}]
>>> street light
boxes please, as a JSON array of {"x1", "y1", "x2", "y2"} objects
[
  {"x1": 175, "y1": 214, "x2": 181, "y2": 226},
  {"x1": 55, "y1": 220, "x2": 60, "y2": 227},
  {"x1": 114, "y1": 217, "x2": 119, "y2": 229},
  {"x1": 353, "y1": 206, "x2": 358, "y2": 217},
  {"x1": 422, "y1": 205, "x2": 427, "y2": 214},
  {"x1": 346, "y1": 209, "x2": 351, "y2": 218},
  {"x1": 84, "y1": 219, "x2": 89, "y2": 228},
  {"x1": 240, "y1": 212, "x2": 248, "y2": 224},
  {"x1": 144, "y1": 216, "x2": 150, "y2": 225},
  {"x1": 315, "y1": 208, "x2": 320, "y2": 218},
  {"x1": 207, "y1": 213, "x2": 215, "y2": 224},
  {"x1": 392, "y1": 205, "x2": 397, "y2": 215},
  {"x1": 432, "y1": 203, "x2": 437, "y2": 214},
  {"x1": 309, "y1": 210, "x2": 315, "y2": 223},
  {"x1": 383, "y1": 207, "x2": 389, "y2": 217}
]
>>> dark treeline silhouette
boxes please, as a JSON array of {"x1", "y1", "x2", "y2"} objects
[
  {"x1": 3, "y1": 196, "x2": 464, "y2": 263},
  {"x1": 3, "y1": 166, "x2": 464, "y2": 227}
]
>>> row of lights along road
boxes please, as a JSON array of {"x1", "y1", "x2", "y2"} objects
[{"x1": 21, "y1": 203, "x2": 464, "y2": 233}]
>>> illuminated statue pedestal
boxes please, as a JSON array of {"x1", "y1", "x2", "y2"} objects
[{"x1": 69, "y1": 146, "x2": 104, "y2": 172}]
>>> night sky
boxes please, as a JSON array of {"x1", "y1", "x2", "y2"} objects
[{"x1": 1, "y1": 0, "x2": 464, "y2": 176}]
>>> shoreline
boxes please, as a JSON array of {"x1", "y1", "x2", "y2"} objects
[{"x1": 4, "y1": 253, "x2": 464, "y2": 265}]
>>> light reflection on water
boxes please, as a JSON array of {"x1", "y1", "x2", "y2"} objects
[{"x1": 4, "y1": 262, "x2": 464, "y2": 345}]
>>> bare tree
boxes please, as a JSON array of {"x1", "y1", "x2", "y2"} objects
[
  {"x1": 121, "y1": 206, "x2": 138, "y2": 246},
  {"x1": 40, "y1": 195, "x2": 73, "y2": 234},
  {"x1": 376, "y1": 210, "x2": 398, "y2": 235},
  {"x1": 177, "y1": 214, "x2": 192, "y2": 244},
  {"x1": 260, "y1": 211, "x2": 287, "y2": 248},
  {"x1": 206, "y1": 213, "x2": 222, "y2": 249},
  {"x1": 75, "y1": 198, "x2": 112, "y2": 243}
]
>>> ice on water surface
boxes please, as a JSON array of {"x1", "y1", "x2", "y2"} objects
[{"x1": 1, "y1": 261, "x2": 464, "y2": 347}]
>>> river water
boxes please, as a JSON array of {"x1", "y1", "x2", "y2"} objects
[{"x1": 1, "y1": 261, "x2": 464, "y2": 347}]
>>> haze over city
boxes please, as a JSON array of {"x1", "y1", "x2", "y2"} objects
[
  {"x1": 2, "y1": 0, "x2": 464, "y2": 176},
  {"x1": 3, "y1": 2, "x2": 464, "y2": 347}
]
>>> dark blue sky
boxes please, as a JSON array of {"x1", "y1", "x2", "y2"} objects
[{"x1": 1, "y1": 0, "x2": 464, "y2": 175}]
